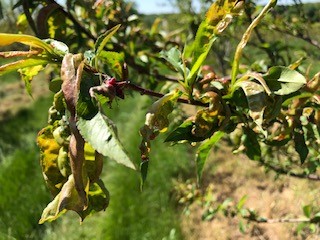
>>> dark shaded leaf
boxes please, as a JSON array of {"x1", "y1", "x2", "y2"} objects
[
  {"x1": 293, "y1": 128, "x2": 309, "y2": 164},
  {"x1": 242, "y1": 127, "x2": 261, "y2": 161}
]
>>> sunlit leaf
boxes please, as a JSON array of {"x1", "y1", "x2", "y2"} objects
[
  {"x1": 77, "y1": 112, "x2": 135, "y2": 170},
  {"x1": 160, "y1": 47, "x2": 187, "y2": 78},
  {"x1": 95, "y1": 24, "x2": 121, "y2": 56},
  {"x1": 196, "y1": 131, "x2": 224, "y2": 183},
  {"x1": 0, "y1": 33, "x2": 54, "y2": 54},
  {"x1": 99, "y1": 51, "x2": 124, "y2": 78},
  {"x1": 0, "y1": 58, "x2": 48, "y2": 76},
  {"x1": 185, "y1": 0, "x2": 242, "y2": 87},
  {"x1": 264, "y1": 66, "x2": 307, "y2": 95},
  {"x1": 19, "y1": 65, "x2": 44, "y2": 96}
]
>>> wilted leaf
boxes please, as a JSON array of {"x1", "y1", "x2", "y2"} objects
[
  {"x1": 264, "y1": 66, "x2": 307, "y2": 95},
  {"x1": 37, "y1": 125, "x2": 66, "y2": 196},
  {"x1": 77, "y1": 112, "x2": 135, "y2": 170},
  {"x1": 196, "y1": 131, "x2": 224, "y2": 183},
  {"x1": 80, "y1": 180, "x2": 109, "y2": 220},
  {"x1": 139, "y1": 90, "x2": 182, "y2": 186}
]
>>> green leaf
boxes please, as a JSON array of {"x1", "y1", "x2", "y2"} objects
[
  {"x1": 242, "y1": 127, "x2": 261, "y2": 161},
  {"x1": 160, "y1": 47, "x2": 187, "y2": 78},
  {"x1": 95, "y1": 24, "x2": 121, "y2": 56},
  {"x1": 140, "y1": 161, "x2": 148, "y2": 191},
  {"x1": 77, "y1": 112, "x2": 135, "y2": 170},
  {"x1": 196, "y1": 131, "x2": 224, "y2": 183},
  {"x1": 0, "y1": 33, "x2": 54, "y2": 54},
  {"x1": 236, "y1": 195, "x2": 248, "y2": 210},
  {"x1": 18, "y1": 65, "x2": 44, "y2": 96},
  {"x1": 303, "y1": 205, "x2": 312, "y2": 218},
  {"x1": 293, "y1": 128, "x2": 309, "y2": 164},
  {"x1": 264, "y1": 66, "x2": 307, "y2": 95},
  {"x1": 0, "y1": 58, "x2": 48, "y2": 76}
]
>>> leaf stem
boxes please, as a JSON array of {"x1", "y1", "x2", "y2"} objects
[{"x1": 123, "y1": 81, "x2": 208, "y2": 107}]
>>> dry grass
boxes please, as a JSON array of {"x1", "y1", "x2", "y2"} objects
[{"x1": 180, "y1": 145, "x2": 320, "y2": 240}]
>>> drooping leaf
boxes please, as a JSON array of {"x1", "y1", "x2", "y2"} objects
[
  {"x1": 19, "y1": 65, "x2": 44, "y2": 96},
  {"x1": 139, "y1": 90, "x2": 182, "y2": 186},
  {"x1": 39, "y1": 174, "x2": 89, "y2": 224},
  {"x1": 0, "y1": 58, "x2": 48, "y2": 76},
  {"x1": 36, "y1": 3, "x2": 61, "y2": 38},
  {"x1": 95, "y1": 24, "x2": 121, "y2": 56},
  {"x1": 264, "y1": 66, "x2": 307, "y2": 96},
  {"x1": 196, "y1": 131, "x2": 224, "y2": 183},
  {"x1": 37, "y1": 125, "x2": 67, "y2": 196},
  {"x1": 242, "y1": 127, "x2": 261, "y2": 161},
  {"x1": 238, "y1": 81, "x2": 267, "y2": 137},
  {"x1": 80, "y1": 180, "x2": 109, "y2": 221},
  {"x1": 0, "y1": 33, "x2": 54, "y2": 54},
  {"x1": 293, "y1": 128, "x2": 309, "y2": 164},
  {"x1": 77, "y1": 112, "x2": 135, "y2": 170}
]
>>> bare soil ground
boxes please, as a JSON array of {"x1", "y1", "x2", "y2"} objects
[{"x1": 180, "y1": 145, "x2": 320, "y2": 240}]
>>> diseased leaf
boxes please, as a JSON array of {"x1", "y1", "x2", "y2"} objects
[
  {"x1": 80, "y1": 179, "x2": 109, "y2": 221},
  {"x1": 238, "y1": 81, "x2": 267, "y2": 137},
  {"x1": 185, "y1": 0, "x2": 242, "y2": 87},
  {"x1": 77, "y1": 112, "x2": 135, "y2": 170},
  {"x1": 39, "y1": 174, "x2": 89, "y2": 224},
  {"x1": 139, "y1": 90, "x2": 182, "y2": 186},
  {"x1": 99, "y1": 51, "x2": 125, "y2": 78},
  {"x1": 0, "y1": 33, "x2": 54, "y2": 54},
  {"x1": 196, "y1": 131, "x2": 224, "y2": 183},
  {"x1": 264, "y1": 66, "x2": 307, "y2": 95},
  {"x1": 37, "y1": 125, "x2": 67, "y2": 196}
]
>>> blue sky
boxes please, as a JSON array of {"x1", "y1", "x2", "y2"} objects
[
  {"x1": 132, "y1": 0, "x2": 177, "y2": 14},
  {"x1": 132, "y1": 0, "x2": 319, "y2": 14}
]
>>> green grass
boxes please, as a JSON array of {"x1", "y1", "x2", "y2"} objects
[
  {"x1": 43, "y1": 95, "x2": 192, "y2": 240},
  {"x1": 0, "y1": 97, "x2": 52, "y2": 239}
]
